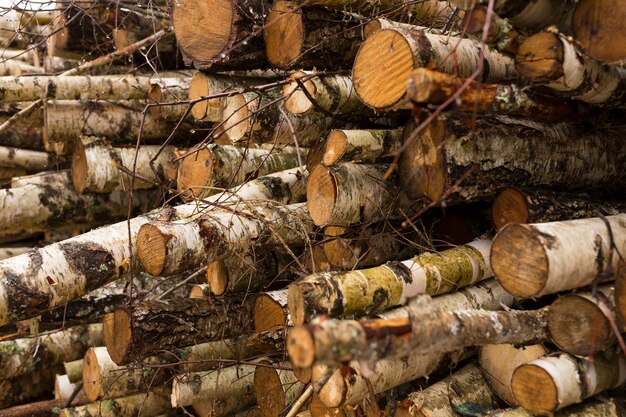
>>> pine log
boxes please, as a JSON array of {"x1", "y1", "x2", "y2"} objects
[
  {"x1": 71, "y1": 138, "x2": 178, "y2": 193},
  {"x1": 0, "y1": 145, "x2": 52, "y2": 172},
  {"x1": 59, "y1": 391, "x2": 171, "y2": 417},
  {"x1": 463, "y1": 7, "x2": 524, "y2": 55},
  {"x1": 55, "y1": 374, "x2": 87, "y2": 402},
  {"x1": 572, "y1": 0, "x2": 626, "y2": 64},
  {"x1": 284, "y1": 72, "x2": 372, "y2": 117},
  {"x1": 0, "y1": 323, "x2": 101, "y2": 380},
  {"x1": 352, "y1": 27, "x2": 517, "y2": 109},
  {"x1": 398, "y1": 116, "x2": 626, "y2": 203},
  {"x1": 307, "y1": 163, "x2": 413, "y2": 226},
  {"x1": 491, "y1": 214, "x2": 626, "y2": 298},
  {"x1": 0, "y1": 59, "x2": 43, "y2": 76},
  {"x1": 393, "y1": 363, "x2": 500, "y2": 417},
  {"x1": 0, "y1": 171, "x2": 157, "y2": 235},
  {"x1": 264, "y1": 1, "x2": 363, "y2": 70},
  {"x1": 288, "y1": 239, "x2": 492, "y2": 324},
  {"x1": 176, "y1": 144, "x2": 305, "y2": 200},
  {"x1": 0, "y1": 246, "x2": 30, "y2": 260},
  {"x1": 103, "y1": 296, "x2": 254, "y2": 365},
  {"x1": 0, "y1": 365, "x2": 62, "y2": 409},
  {"x1": 254, "y1": 361, "x2": 305, "y2": 417},
  {"x1": 406, "y1": 68, "x2": 580, "y2": 123},
  {"x1": 137, "y1": 202, "x2": 311, "y2": 277},
  {"x1": 492, "y1": 399, "x2": 626, "y2": 417},
  {"x1": 172, "y1": 0, "x2": 269, "y2": 70},
  {"x1": 517, "y1": 32, "x2": 626, "y2": 106},
  {"x1": 547, "y1": 285, "x2": 616, "y2": 356},
  {"x1": 322, "y1": 129, "x2": 402, "y2": 166},
  {"x1": 253, "y1": 289, "x2": 291, "y2": 332},
  {"x1": 64, "y1": 359, "x2": 83, "y2": 384},
  {"x1": 511, "y1": 353, "x2": 626, "y2": 415},
  {"x1": 492, "y1": 187, "x2": 626, "y2": 229},
  {"x1": 479, "y1": 344, "x2": 549, "y2": 406}
]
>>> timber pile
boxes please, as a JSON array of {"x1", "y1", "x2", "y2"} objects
[{"x1": 0, "y1": 0, "x2": 625, "y2": 417}]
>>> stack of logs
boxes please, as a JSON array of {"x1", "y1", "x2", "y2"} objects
[{"x1": 0, "y1": 0, "x2": 625, "y2": 416}]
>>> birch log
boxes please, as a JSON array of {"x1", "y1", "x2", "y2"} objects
[
  {"x1": 288, "y1": 239, "x2": 492, "y2": 324},
  {"x1": 72, "y1": 138, "x2": 178, "y2": 193},
  {"x1": 511, "y1": 353, "x2": 626, "y2": 415},
  {"x1": 322, "y1": 129, "x2": 402, "y2": 166},
  {"x1": 0, "y1": 146, "x2": 52, "y2": 172},
  {"x1": 55, "y1": 374, "x2": 87, "y2": 402},
  {"x1": 254, "y1": 361, "x2": 305, "y2": 417},
  {"x1": 463, "y1": 6, "x2": 524, "y2": 55},
  {"x1": 59, "y1": 391, "x2": 171, "y2": 417},
  {"x1": 64, "y1": 359, "x2": 83, "y2": 384},
  {"x1": 572, "y1": 0, "x2": 626, "y2": 64},
  {"x1": 0, "y1": 365, "x2": 62, "y2": 409},
  {"x1": 398, "y1": 116, "x2": 626, "y2": 203},
  {"x1": 137, "y1": 202, "x2": 311, "y2": 277},
  {"x1": 176, "y1": 144, "x2": 305, "y2": 200},
  {"x1": 253, "y1": 289, "x2": 291, "y2": 332},
  {"x1": 516, "y1": 32, "x2": 626, "y2": 106},
  {"x1": 0, "y1": 60, "x2": 43, "y2": 76},
  {"x1": 493, "y1": 400, "x2": 626, "y2": 417},
  {"x1": 353, "y1": 27, "x2": 517, "y2": 109},
  {"x1": 0, "y1": 246, "x2": 30, "y2": 260},
  {"x1": 491, "y1": 214, "x2": 626, "y2": 298}
]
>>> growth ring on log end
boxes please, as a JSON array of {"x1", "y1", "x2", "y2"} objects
[
  {"x1": 307, "y1": 164, "x2": 337, "y2": 226},
  {"x1": 82, "y1": 348, "x2": 103, "y2": 401},
  {"x1": 137, "y1": 223, "x2": 169, "y2": 277},
  {"x1": 511, "y1": 365, "x2": 558, "y2": 415},
  {"x1": 491, "y1": 188, "x2": 529, "y2": 229},
  {"x1": 177, "y1": 146, "x2": 214, "y2": 201},
  {"x1": 264, "y1": 0, "x2": 304, "y2": 69},
  {"x1": 102, "y1": 310, "x2": 133, "y2": 365},
  {"x1": 71, "y1": 139, "x2": 89, "y2": 193}
]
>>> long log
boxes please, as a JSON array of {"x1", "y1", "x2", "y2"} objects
[
  {"x1": 491, "y1": 214, "x2": 626, "y2": 298},
  {"x1": 254, "y1": 361, "x2": 305, "y2": 417},
  {"x1": 176, "y1": 144, "x2": 305, "y2": 200},
  {"x1": 572, "y1": 0, "x2": 626, "y2": 64},
  {"x1": 172, "y1": 0, "x2": 269, "y2": 70},
  {"x1": 0, "y1": 246, "x2": 31, "y2": 261},
  {"x1": 398, "y1": 116, "x2": 626, "y2": 203},
  {"x1": 103, "y1": 296, "x2": 254, "y2": 364},
  {"x1": 0, "y1": 59, "x2": 43, "y2": 76},
  {"x1": 516, "y1": 32, "x2": 626, "y2": 106},
  {"x1": 71, "y1": 138, "x2": 178, "y2": 193},
  {"x1": 0, "y1": 145, "x2": 52, "y2": 172},
  {"x1": 59, "y1": 391, "x2": 171, "y2": 417},
  {"x1": 322, "y1": 129, "x2": 402, "y2": 166},
  {"x1": 353, "y1": 27, "x2": 517, "y2": 109},
  {"x1": 406, "y1": 68, "x2": 580, "y2": 123},
  {"x1": 288, "y1": 239, "x2": 492, "y2": 324},
  {"x1": 511, "y1": 352, "x2": 626, "y2": 415}
]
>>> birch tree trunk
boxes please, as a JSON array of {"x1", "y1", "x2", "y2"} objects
[
  {"x1": 64, "y1": 359, "x2": 83, "y2": 383},
  {"x1": 0, "y1": 59, "x2": 43, "y2": 76},
  {"x1": 0, "y1": 145, "x2": 52, "y2": 172}
]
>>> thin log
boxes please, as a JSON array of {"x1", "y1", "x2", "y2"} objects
[
  {"x1": 572, "y1": 0, "x2": 626, "y2": 64},
  {"x1": 399, "y1": 116, "x2": 626, "y2": 203},
  {"x1": 59, "y1": 391, "x2": 171, "y2": 417},
  {"x1": 64, "y1": 359, "x2": 83, "y2": 384},
  {"x1": 55, "y1": 374, "x2": 87, "y2": 402},
  {"x1": 322, "y1": 129, "x2": 402, "y2": 166},
  {"x1": 406, "y1": 68, "x2": 580, "y2": 123},
  {"x1": 516, "y1": 31, "x2": 625, "y2": 106},
  {"x1": 71, "y1": 137, "x2": 178, "y2": 193},
  {"x1": 491, "y1": 214, "x2": 626, "y2": 298},
  {"x1": 253, "y1": 289, "x2": 291, "y2": 332},
  {"x1": 176, "y1": 144, "x2": 305, "y2": 200},
  {"x1": 0, "y1": 398, "x2": 75, "y2": 417},
  {"x1": 254, "y1": 361, "x2": 306, "y2": 417},
  {"x1": 352, "y1": 27, "x2": 517, "y2": 109},
  {"x1": 479, "y1": 344, "x2": 549, "y2": 406},
  {"x1": 103, "y1": 296, "x2": 254, "y2": 365},
  {"x1": 491, "y1": 187, "x2": 626, "y2": 229},
  {"x1": 288, "y1": 239, "x2": 492, "y2": 324},
  {"x1": 0, "y1": 145, "x2": 52, "y2": 172},
  {"x1": 511, "y1": 352, "x2": 626, "y2": 415}
]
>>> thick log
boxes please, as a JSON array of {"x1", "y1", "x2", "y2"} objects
[
  {"x1": 0, "y1": 146, "x2": 51, "y2": 172},
  {"x1": 254, "y1": 361, "x2": 305, "y2": 417},
  {"x1": 288, "y1": 239, "x2": 492, "y2": 324},
  {"x1": 64, "y1": 359, "x2": 83, "y2": 383},
  {"x1": 572, "y1": 0, "x2": 626, "y2": 64},
  {"x1": 172, "y1": 0, "x2": 269, "y2": 70},
  {"x1": 479, "y1": 344, "x2": 548, "y2": 406},
  {"x1": 547, "y1": 285, "x2": 616, "y2": 356},
  {"x1": 0, "y1": 323, "x2": 101, "y2": 380},
  {"x1": 511, "y1": 353, "x2": 626, "y2": 415},
  {"x1": 307, "y1": 163, "x2": 413, "y2": 226},
  {"x1": 516, "y1": 32, "x2": 626, "y2": 106},
  {"x1": 322, "y1": 129, "x2": 402, "y2": 166},
  {"x1": 72, "y1": 137, "x2": 178, "y2": 193},
  {"x1": 406, "y1": 69, "x2": 580, "y2": 123},
  {"x1": 59, "y1": 391, "x2": 171, "y2": 417},
  {"x1": 137, "y1": 202, "x2": 311, "y2": 277},
  {"x1": 264, "y1": 1, "x2": 363, "y2": 70},
  {"x1": 399, "y1": 116, "x2": 626, "y2": 203},
  {"x1": 0, "y1": 171, "x2": 157, "y2": 235},
  {"x1": 103, "y1": 296, "x2": 254, "y2": 365},
  {"x1": 253, "y1": 289, "x2": 290, "y2": 332},
  {"x1": 463, "y1": 7, "x2": 524, "y2": 55},
  {"x1": 491, "y1": 214, "x2": 626, "y2": 298},
  {"x1": 176, "y1": 144, "x2": 305, "y2": 200},
  {"x1": 492, "y1": 187, "x2": 626, "y2": 229},
  {"x1": 55, "y1": 374, "x2": 87, "y2": 402},
  {"x1": 353, "y1": 27, "x2": 517, "y2": 109}
]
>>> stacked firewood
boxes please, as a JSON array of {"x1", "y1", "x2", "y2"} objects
[{"x1": 0, "y1": 0, "x2": 625, "y2": 416}]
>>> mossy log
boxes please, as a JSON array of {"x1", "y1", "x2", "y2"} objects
[
  {"x1": 322, "y1": 129, "x2": 402, "y2": 166},
  {"x1": 288, "y1": 239, "x2": 492, "y2": 324},
  {"x1": 463, "y1": 6, "x2": 524, "y2": 55}
]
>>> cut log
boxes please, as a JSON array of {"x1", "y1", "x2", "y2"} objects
[
  {"x1": 176, "y1": 144, "x2": 305, "y2": 200},
  {"x1": 463, "y1": 7, "x2": 524, "y2": 55},
  {"x1": 71, "y1": 137, "x2": 178, "y2": 193},
  {"x1": 0, "y1": 59, "x2": 43, "y2": 76},
  {"x1": 309, "y1": 394, "x2": 355, "y2": 417},
  {"x1": 0, "y1": 323, "x2": 101, "y2": 380},
  {"x1": 253, "y1": 289, "x2": 291, "y2": 332},
  {"x1": 479, "y1": 344, "x2": 549, "y2": 406},
  {"x1": 64, "y1": 359, "x2": 83, "y2": 384},
  {"x1": 572, "y1": 0, "x2": 626, "y2": 64},
  {"x1": 0, "y1": 126, "x2": 44, "y2": 151},
  {"x1": 288, "y1": 239, "x2": 492, "y2": 324},
  {"x1": 0, "y1": 145, "x2": 52, "y2": 172},
  {"x1": 353, "y1": 27, "x2": 517, "y2": 109},
  {"x1": 492, "y1": 399, "x2": 626, "y2": 417},
  {"x1": 491, "y1": 187, "x2": 626, "y2": 229},
  {"x1": 511, "y1": 352, "x2": 626, "y2": 415},
  {"x1": 254, "y1": 361, "x2": 305, "y2": 417},
  {"x1": 398, "y1": 116, "x2": 626, "y2": 203},
  {"x1": 137, "y1": 202, "x2": 311, "y2": 277},
  {"x1": 547, "y1": 285, "x2": 616, "y2": 356},
  {"x1": 406, "y1": 68, "x2": 580, "y2": 123},
  {"x1": 264, "y1": 1, "x2": 363, "y2": 70},
  {"x1": 491, "y1": 214, "x2": 626, "y2": 298},
  {"x1": 55, "y1": 374, "x2": 87, "y2": 402},
  {"x1": 189, "y1": 283, "x2": 211, "y2": 299},
  {"x1": 322, "y1": 129, "x2": 402, "y2": 166},
  {"x1": 59, "y1": 391, "x2": 171, "y2": 417},
  {"x1": 103, "y1": 296, "x2": 254, "y2": 364},
  {"x1": 307, "y1": 163, "x2": 413, "y2": 226},
  {"x1": 516, "y1": 32, "x2": 626, "y2": 106},
  {"x1": 172, "y1": 0, "x2": 269, "y2": 70}
]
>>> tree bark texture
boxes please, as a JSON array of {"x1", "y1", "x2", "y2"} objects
[
  {"x1": 322, "y1": 129, "x2": 402, "y2": 166},
  {"x1": 0, "y1": 145, "x2": 52, "y2": 172},
  {"x1": 0, "y1": 365, "x2": 62, "y2": 409},
  {"x1": 0, "y1": 59, "x2": 43, "y2": 76},
  {"x1": 59, "y1": 391, "x2": 171, "y2": 417},
  {"x1": 492, "y1": 399, "x2": 626, "y2": 417},
  {"x1": 463, "y1": 6, "x2": 524, "y2": 55}
]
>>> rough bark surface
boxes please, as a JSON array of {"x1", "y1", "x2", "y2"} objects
[{"x1": 60, "y1": 391, "x2": 171, "y2": 417}]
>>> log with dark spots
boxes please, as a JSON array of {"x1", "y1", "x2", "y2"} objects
[
  {"x1": 256, "y1": 176, "x2": 290, "y2": 202},
  {"x1": 59, "y1": 242, "x2": 117, "y2": 292},
  {"x1": 3, "y1": 269, "x2": 52, "y2": 322}
]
